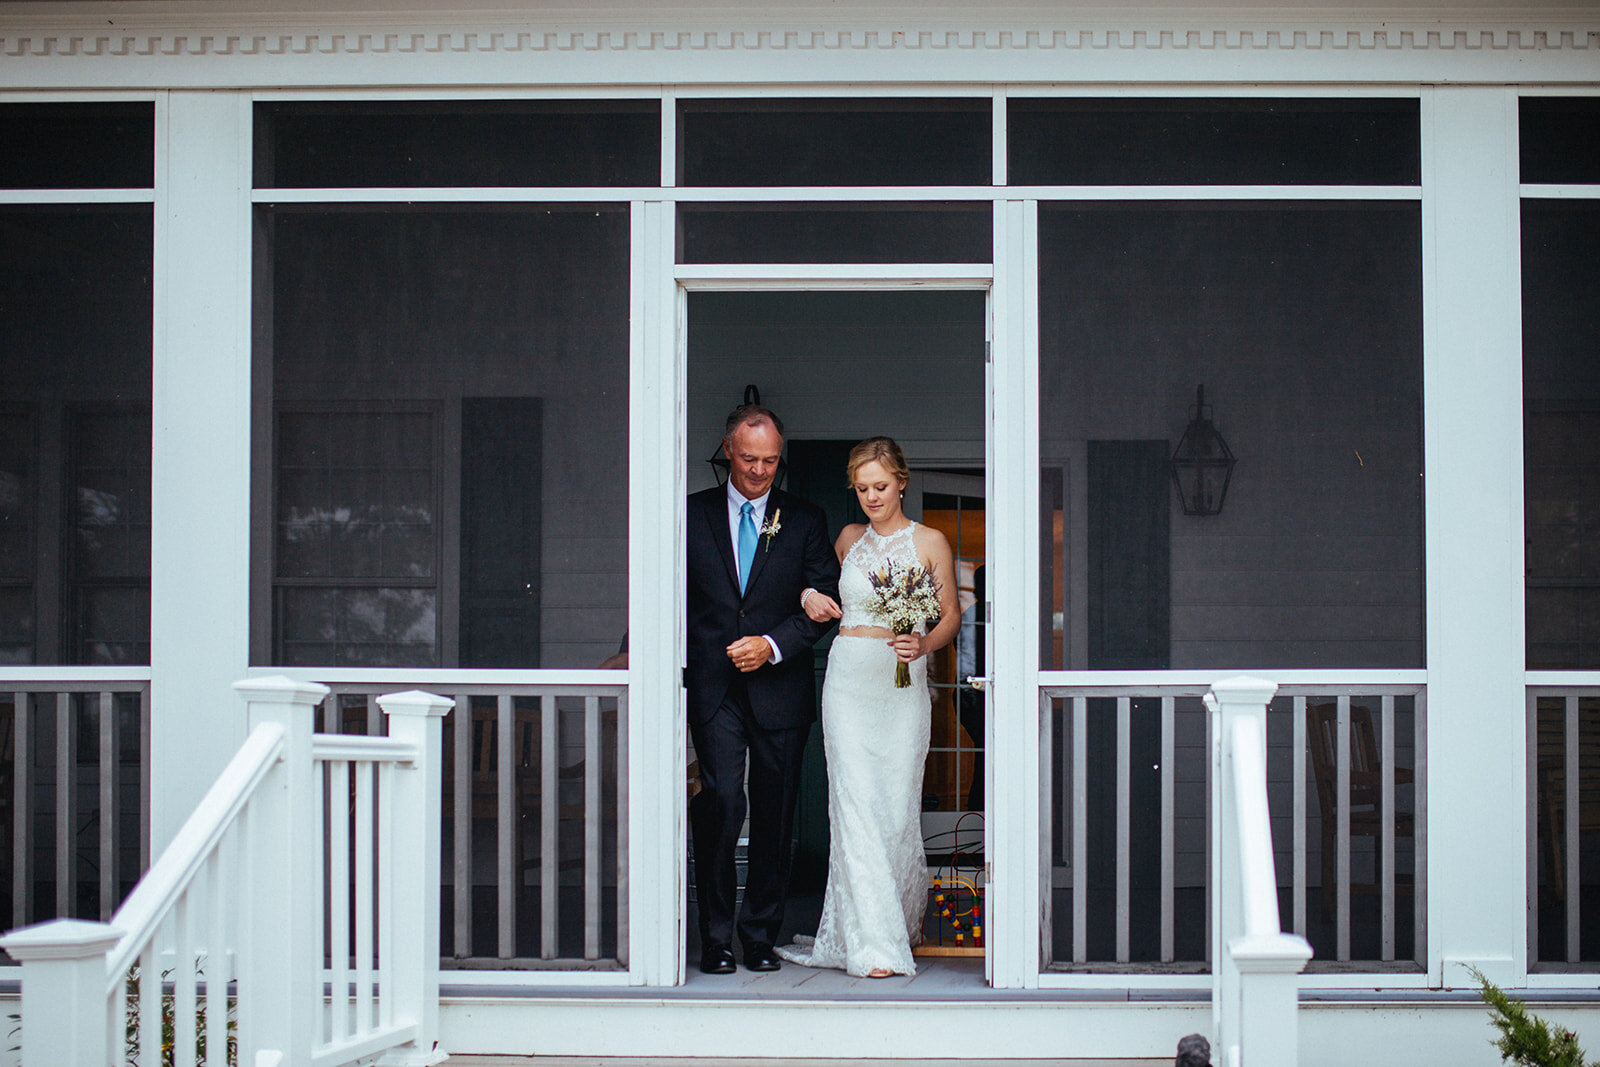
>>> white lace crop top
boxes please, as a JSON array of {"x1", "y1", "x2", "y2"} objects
[{"x1": 838, "y1": 522, "x2": 923, "y2": 631}]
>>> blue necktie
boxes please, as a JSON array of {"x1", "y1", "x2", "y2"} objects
[{"x1": 738, "y1": 501, "x2": 758, "y2": 594}]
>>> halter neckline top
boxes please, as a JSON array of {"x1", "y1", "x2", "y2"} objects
[{"x1": 838, "y1": 521, "x2": 921, "y2": 631}]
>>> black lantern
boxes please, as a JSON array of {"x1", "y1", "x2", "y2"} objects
[
  {"x1": 707, "y1": 384, "x2": 787, "y2": 490},
  {"x1": 1169, "y1": 385, "x2": 1236, "y2": 516}
]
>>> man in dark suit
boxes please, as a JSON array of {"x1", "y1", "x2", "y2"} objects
[{"x1": 686, "y1": 403, "x2": 840, "y2": 974}]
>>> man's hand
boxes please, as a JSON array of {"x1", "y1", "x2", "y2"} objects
[{"x1": 727, "y1": 636, "x2": 774, "y2": 673}]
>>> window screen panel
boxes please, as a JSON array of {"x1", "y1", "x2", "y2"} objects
[
  {"x1": 1038, "y1": 201, "x2": 1424, "y2": 671},
  {"x1": 1521, "y1": 97, "x2": 1600, "y2": 185},
  {"x1": 0, "y1": 206, "x2": 152, "y2": 666},
  {"x1": 1009, "y1": 98, "x2": 1420, "y2": 186},
  {"x1": 255, "y1": 101, "x2": 661, "y2": 188},
  {"x1": 1524, "y1": 201, "x2": 1600, "y2": 668},
  {"x1": 678, "y1": 203, "x2": 991, "y2": 264},
  {"x1": 0, "y1": 103, "x2": 154, "y2": 190},
  {"x1": 678, "y1": 98, "x2": 991, "y2": 187},
  {"x1": 256, "y1": 204, "x2": 629, "y2": 669}
]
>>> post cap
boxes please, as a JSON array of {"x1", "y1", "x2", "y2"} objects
[
  {"x1": 233, "y1": 675, "x2": 331, "y2": 706},
  {"x1": 1227, "y1": 931, "x2": 1314, "y2": 973},
  {"x1": 376, "y1": 690, "x2": 456, "y2": 718},
  {"x1": 0, "y1": 918, "x2": 124, "y2": 961},
  {"x1": 1206, "y1": 676, "x2": 1279, "y2": 705}
]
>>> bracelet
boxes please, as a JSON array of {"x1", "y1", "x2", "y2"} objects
[{"x1": 801, "y1": 588, "x2": 816, "y2": 609}]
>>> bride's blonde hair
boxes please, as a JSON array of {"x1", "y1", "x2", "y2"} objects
[{"x1": 846, "y1": 436, "x2": 910, "y2": 487}]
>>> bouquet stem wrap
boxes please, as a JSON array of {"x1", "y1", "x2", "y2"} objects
[{"x1": 892, "y1": 623, "x2": 914, "y2": 688}]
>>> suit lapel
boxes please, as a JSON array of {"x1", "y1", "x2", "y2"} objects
[{"x1": 703, "y1": 491, "x2": 741, "y2": 594}]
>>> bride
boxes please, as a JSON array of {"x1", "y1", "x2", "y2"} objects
[{"x1": 777, "y1": 436, "x2": 960, "y2": 978}]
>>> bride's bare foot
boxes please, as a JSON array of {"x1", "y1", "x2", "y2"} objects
[{"x1": 867, "y1": 968, "x2": 894, "y2": 979}]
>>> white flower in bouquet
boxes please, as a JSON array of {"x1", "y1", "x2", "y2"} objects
[{"x1": 864, "y1": 556, "x2": 943, "y2": 688}]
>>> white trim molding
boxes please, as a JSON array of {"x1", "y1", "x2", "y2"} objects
[{"x1": 0, "y1": 4, "x2": 1597, "y2": 89}]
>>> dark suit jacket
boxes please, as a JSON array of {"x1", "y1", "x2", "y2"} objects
[{"x1": 686, "y1": 485, "x2": 841, "y2": 730}]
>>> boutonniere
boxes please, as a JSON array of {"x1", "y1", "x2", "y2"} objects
[{"x1": 760, "y1": 509, "x2": 782, "y2": 551}]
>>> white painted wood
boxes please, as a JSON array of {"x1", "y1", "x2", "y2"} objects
[
  {"x1": 0, "y1": 668, "x2": 153, "y2": 683},
  {"x1": 1381, "y1": 694, "x2": 1396, "y2": 962},
  {"x1": 676, "y1": 263, "x2": 994, "y2": 284},
  {"x1": 52, "y1": 694, "x2": 69, "y2": 920},
  {"x1": 1336, "y1": 695, "x2": 1351, "y2": 962},
  {"x1": 540, "y1": 695, "x2": 558, "y2": 960},
  {"x1": 452, "y1": 694, "x2": 471, "y2": 960},
  {"x1": 10, "y1": 692, "x2": 25, "y2": 931},
  {"x1": 1161, "y1": 696, "x2": 1175, "y2": 963},
  {"x1": 1208, "y1": 676, "x2": 1312, "y2": 1067},
  {"x1": 329, "y1": 758, "x2": 351, "y2": 1045},
  {"x1": 98, "y1": 692, "x2": 116, "y2": 922},
  {"x1": 375, "y1": 688, "x2": 452, "y2": 1066},
  {"x1": 1421, "y1": 86, "x2": 1527, "y2": 990},
  {"x1": 585, "y1": 696, "x2": 602, "y2": 961},
  {"x1": 1072, "y1": 696, "x2": 1088, "y2": 966},
  {"x1": 6, "y1": 11, "x2": 1600, "y2": 93},
  {"x1": 1566, "y1": 694, "x2": 1580, "y2": 963},
  {"x1": 238, "y1": 677, "x2": 326, "y2": 1066},
  {"x1": 0, "y1": 188, "x2": 155, "y2": 203},
  {"x1": 1293, "y1": 695, "x2": 1307, "y2": 939},
  {"x1": 497, "y1": 694, "x2": 515, "y2": 961},
  {"x1": 1520, "y1": 184, "x2": 1600, "y2": 199},
  {"x1": 1115, "y1": 696, "x2": 1131, "y2": 964},
  {"x1": 0, "y1": 919, "x2": 121, "y2": 1067},
  {"x1": 1526, "y1": 689, "x2": 1539, "y2": 968},
  {"x1": 150, "y1": 90, "x2": 254, "y2": 855},
  {"x1": 631, "y1": 197, "x2": 682, "y2": 987},
  {"x1": 989, "y1": 197, "x2": 1040, "y2": 989},
  {"x1": 354, "y1": 760, "x2": 375, "y2": 1035}
]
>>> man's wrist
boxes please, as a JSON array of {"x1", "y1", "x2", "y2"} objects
[{"x1": 763, "y1": 635, "x2": 783, "y2": 664}]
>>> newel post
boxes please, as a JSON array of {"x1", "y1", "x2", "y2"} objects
[
  {"x1": 234, "y1": 675, "x2": 328, "y2": 1065},
  {"x1": 0, "y1": 918, "x2": 122, "y2": 1066},
  {"x1": 1206, "y1": 675, "x2": 1279, "y2": 1060},
  {"x1": 376, "y1": 690, "x2": 453, "y2": 1067}
]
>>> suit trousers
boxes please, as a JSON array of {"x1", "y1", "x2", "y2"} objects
[{"x1": 689, "y1": 677, "x2": 810, "y2": 951}]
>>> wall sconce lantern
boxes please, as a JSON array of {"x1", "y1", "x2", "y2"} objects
[
  {"x1": 1169, "y1": 385, "x2": 1236, "y2": 516},
  {"x1": 707, "y1": 384, "x2": 788, "y2": 490}
]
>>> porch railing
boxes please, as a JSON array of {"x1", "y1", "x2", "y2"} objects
[
  {"x1": 1527, "y1": 685, "x2": 1600, "y2": 968},
  {"x1": 314, "y1": 679, "x2": 627, "y2": 969},
  {"x1": 0, "y1": 676, "x2": 151, "y2": 938},
  {"x1": 0, "y1": 676, "x2": 449, "y2": 1066},
  {"x1": 1043, "y1": 679, "x2": 1426, "y2": 969}
]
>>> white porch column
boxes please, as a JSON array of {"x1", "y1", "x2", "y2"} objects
[
  {"x1": 1421, "y1": 87, "x2": 1526, "y2": 987},
  {"x1": 150, "y1": 91, "x2": 254, "y2": 851},
  {"x1": 989, "y1": 198, "x2": 1042, "y2": 989},
  {"x1": 629, "y1": 197, "x2": 684, "y2": 985}
]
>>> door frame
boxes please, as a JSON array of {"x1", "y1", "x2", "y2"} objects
[{"x1": 655, "y1": 256, "x2": 1033, "y2": 986}]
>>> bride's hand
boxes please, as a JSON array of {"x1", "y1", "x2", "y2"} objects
[
  {"x1": 889, "y1": 634, "x2": 925, "y2": 663},
  {"x1": 803, "y1": 590, "x2": 842, "y2": 624}
]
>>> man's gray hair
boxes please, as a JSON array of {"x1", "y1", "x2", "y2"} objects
[{"x1": 723, "y1": 403, "x2": 785, "y2": 443}]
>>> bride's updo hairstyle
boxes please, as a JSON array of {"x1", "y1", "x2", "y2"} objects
[{"x1": 846, "y1": 436, "x2": 910, "y2": 488}]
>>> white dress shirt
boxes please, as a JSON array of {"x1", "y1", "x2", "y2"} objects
[{"x1": 726, "y1": 482, "x2": 783, "y2": 664}]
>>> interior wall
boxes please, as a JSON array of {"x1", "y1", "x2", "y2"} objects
[{"x1": 687, "y1": 290, "x2": 987, "y2": 498}]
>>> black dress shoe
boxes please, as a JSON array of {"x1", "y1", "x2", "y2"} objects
[
  {"x1": 744, "y1": 943, "x2": 781, "y2": 972},
  {"x1": 699, "y1": 944, "x2": 736, "y2": 975}
]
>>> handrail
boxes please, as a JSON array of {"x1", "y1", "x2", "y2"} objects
[
  {"x1": 1228, "y1": 714, "x2": 1283, "y2": 938},
  {"x1": 103, "y1": 721, "x2": 286, "y2": 986},
  {"x1": 311, "y1": 734, "x2": 419, "y2": 764}
]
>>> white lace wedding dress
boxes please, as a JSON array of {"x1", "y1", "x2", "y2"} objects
[{"x1": 777, "y1": 522, "x2": 931, "y2": 977}]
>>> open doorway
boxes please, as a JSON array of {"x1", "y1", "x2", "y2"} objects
[{"x1": 685, "y1": 288, "x2": 987, "y2": 970}]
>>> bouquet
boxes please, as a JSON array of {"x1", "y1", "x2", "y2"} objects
[{"x1": 864, "y1": 556, "x2": 943, "y2": 688}]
